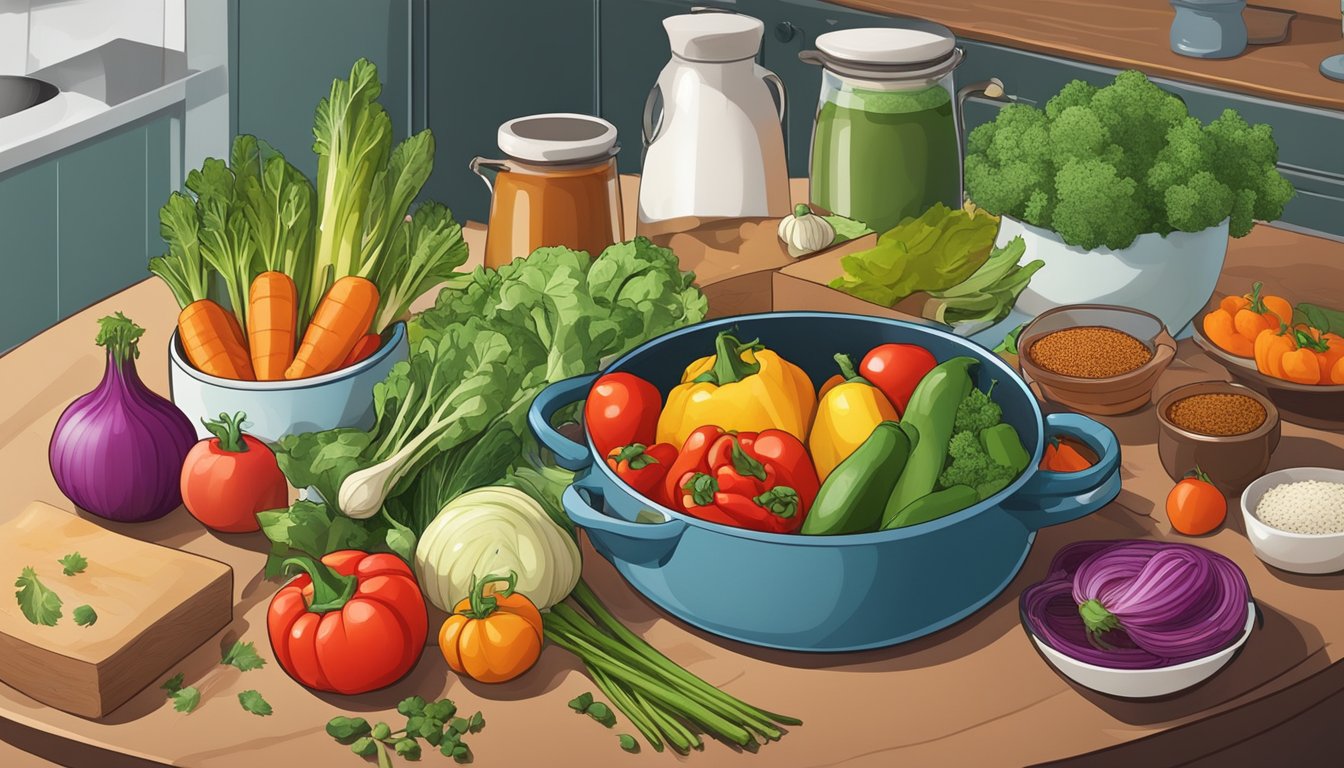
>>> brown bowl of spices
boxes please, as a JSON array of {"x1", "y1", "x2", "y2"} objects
[
  {"x1": 1018, "y1": 305, "x2": 1178, "y2": 416},
  {"x1": 1156, "y1": 381, "x2": 1281, "y2": 495}
]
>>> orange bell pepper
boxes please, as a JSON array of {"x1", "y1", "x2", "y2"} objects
[
  {"x1": 1206, "y1": 283, "x2": 1292, "y2": 358},
  {"x1": 1332, "y1": 356, "x2": 1344, "y2": 385},
  {"x1": 1255, "y1": 325, "x2": 1336, "y2": 385},
  {"x1": 439, "y1": 572, "x2": 543, "y2": 684}
]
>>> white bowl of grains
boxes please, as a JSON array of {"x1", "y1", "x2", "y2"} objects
[{"x1": 1242, "y1": 467, "x2": 1344, "y2": 575}]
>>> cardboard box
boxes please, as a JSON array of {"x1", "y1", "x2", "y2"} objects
[{"x1": 771, "y1": 241, "x2": 941, "y2": 327}]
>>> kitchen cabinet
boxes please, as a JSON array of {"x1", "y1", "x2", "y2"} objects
[
  {"x1": 0, "y1": 161, "x2": 59, "y2": 354},
  {"x1": 422, "y1": 0, "x2": 598, "y2": 223},
  {"x1": 231, "y1": 0, "x2": 412, "y2": 181}
]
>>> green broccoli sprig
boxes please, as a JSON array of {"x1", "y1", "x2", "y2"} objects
[
  {"x1": 954, "y1": 380, "x2": 1002, "y2": 434},
  {"x1": 965, "y1": 70, "x2": 1294, "y2": 250},
  {"x1": 939, "y1": 431, "x2": 1015, "y2": 489}
]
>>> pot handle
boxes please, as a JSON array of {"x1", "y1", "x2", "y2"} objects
[
  {"x1": 758, "y1": 66, "x2": 787, "y2": 124},
  {"x1": 469, "y1": 157, "x2": 510, "y2": 195},
  {"x1": 527, "y1": 373, "x2": 597, "y2": 471},
  {"x1": 641, "y1": 84, "x2": 664, "y2": 149},
  {"x1": 563, "y1": 476, "x2": 688, "y2": 566},
  {"x1": 1004, "y1": 413, "x2": 1122, "y2": 531}
]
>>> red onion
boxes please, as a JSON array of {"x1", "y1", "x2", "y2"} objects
[
  {"x1": 49, "y1": 313, "x2": 196, "y2": 522},
  {"x1": 1022, "y1": 540, "x2": 1251, "y2": 668}
]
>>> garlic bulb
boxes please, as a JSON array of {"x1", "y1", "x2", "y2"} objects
[{"x1": 778, "y1": 204, "x2": 836, "y2": 257}]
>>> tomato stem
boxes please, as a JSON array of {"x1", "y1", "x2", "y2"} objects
[
  {"x1": 1185, "y1": 465, "x2": 1214, "y2": 485},
  {"x1": 282, "y1": 554, "x2": 357, "y2": 613},
  {"x1": 460, "y1": 572, "x2": 517, "y2": 620},
  {"x1": 202, "y1": 411, "x2": 250, "y2": 453}
]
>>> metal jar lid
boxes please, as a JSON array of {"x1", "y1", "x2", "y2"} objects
[
  {"x1": 801, "y1": 25, "x2": 963, "y2": 81},
  {"x1": 497, "y1": 113, "x2": 619, "y2": 164}
]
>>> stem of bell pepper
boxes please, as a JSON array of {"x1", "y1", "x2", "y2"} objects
[
  {"x1": 693, "y1": 331, "x2": 762, "y2": 386},
  {"x1": 833, "y1": 353, "x2": 864, "y2": 383},
  {"x1": 282, "y1": 554, "x2": 358, "y2": 613}
]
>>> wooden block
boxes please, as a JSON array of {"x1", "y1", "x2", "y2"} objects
[{"x1": 0, "y1": 502, "x2": 232, "y2": 719}]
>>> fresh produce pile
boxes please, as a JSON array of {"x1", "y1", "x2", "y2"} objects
[
  {"x1": 965, "y1": 70, "x2": 1294, "y2": 250},
  {"x1": 1021, "y1": 540, "x2": 1251, "y2": 669},
  {"x1": 588, "y1": 331, "x2": 1032, "y2": 535},
  {"x1": 830, "y1": 202, "x2": 1042, "y2": 328},
  {"x1": 149, "y1": 59, "x2": 468, "y2": 381},
  {"x1": 1202, "y1": 282, "x2": 1344, "y2": 385}
]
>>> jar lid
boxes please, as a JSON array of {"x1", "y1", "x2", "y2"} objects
[
  {"x1": 497, "y1": 113, "x2": 618, "y2": 164},
  {"x1": 816, "y1": 26, "x2": 956, "y2": 66},
  {"x1": 663, "y1": 13, "x2": 764, "y2": 63}
]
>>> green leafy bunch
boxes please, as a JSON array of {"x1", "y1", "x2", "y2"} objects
[{"x1": 964, "y1": 70, "x2": 1294, "y2": 250}]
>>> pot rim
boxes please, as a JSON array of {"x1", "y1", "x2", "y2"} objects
[
  {"x1": 1155, "y1": 380, "x2": 1280, "y2": 443},
  {"x1": 168, "y1": 321, "x2": 406, "y2": 391},
  {"x1": 584, "y1": 311, "x2": 1052, "y2": 545}
]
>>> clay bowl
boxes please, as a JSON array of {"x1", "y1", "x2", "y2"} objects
[
  {"x1": 1191, "y1": 292, "x2": 1344, "y2": 431},
  {"x1": 1018, "y1": 305, "x2": 1177, "y2": 416},
  {"x1": 1156, "y1": 381, "x2": 1281, "y2": 495}
]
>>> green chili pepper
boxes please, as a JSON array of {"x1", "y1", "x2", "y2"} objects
[
  {"x1": 882, "y1": 485, "x2": 978, "y2": 529},
  {"x1": 800, "y1": 421, "x2": 911, "y2": 535},
  {"x1": 980, "y1": 423, "x2": 1029, "y2": 474},
  {"x1": 881, "y1": 357, "x2": 977, "y2": 527}
]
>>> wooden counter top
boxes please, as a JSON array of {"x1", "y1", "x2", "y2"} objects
[
  {"x1": 1, "y1": 178, "x2": 1344, "y2": 766},
  {"x1": 825, "y1": 0, "x2": 1344, "y2": 113}
]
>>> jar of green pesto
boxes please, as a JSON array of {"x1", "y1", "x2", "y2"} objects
[{"x1": 801, "y1": 26, "x2": 1001, "y2": 235}]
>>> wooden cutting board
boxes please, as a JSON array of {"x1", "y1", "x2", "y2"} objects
[{"x1": 0, "y1": 502, "x2": 232, "y2": 719}]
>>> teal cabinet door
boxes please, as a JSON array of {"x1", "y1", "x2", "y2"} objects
[
  {"x1": 233, "y1": 0, "x2": 411, "y2": 180},
  {"x1": 57, "y1": 125, "x2": 150, "y2": 317},
  {"x1": 0, "y1": 161, "x2": 59, "y2": 353},
  {"x1": 423, "y1": 0, "x2": 598, "y2": 223}
]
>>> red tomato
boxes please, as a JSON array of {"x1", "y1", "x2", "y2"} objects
[
  {"x1": 268, "y1": 550, "x2": 428, "y2": 694},
  {"x1": 1166, "y1": 468, "x2": 1226, "y2": 535},
  {"x1": 585, "y1": 372, "x2": 663, "y2": 458},
  {"x1": 859, "y1": 344, "x2": 938, "y2": 415},
  {"x1": 180, "y1": 413, "x2": 288, "y2": 533}
]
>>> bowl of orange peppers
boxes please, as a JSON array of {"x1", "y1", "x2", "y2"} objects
[{"x1": 1194, "y1": 282, "x2": 1344, "y2": 430}]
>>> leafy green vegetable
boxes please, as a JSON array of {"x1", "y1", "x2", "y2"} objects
[
  {"x1": 965, "y1": 70, "x2": 1294, "y2": 250},
  {"x1": 954, "y1": 381, "x2": 1003, "y2": 434},
  {"x1": 58, "y1": 552, "x2": 87, "y2": 576},
  {"x1": 171, "y1": 686, "x2": 201, "y2": 714},
  {"x1": 73, "y1": 605, "x2": 97, "y2": 627},
  {"x1": 587, "y1": 701, "x2": 616, "y2": 727},
  {"x1": 328, "y1": 698, "x2": 481, "y2": 766},
  {"x1": 824, "y1": 214, "x2": 872, "y2": 246},
  {"x1": 238, "y1": 689, "x2": 272, "y2": 716},
  {"x1": 15, "y1": 567, "x2": 62, "y2": 626},
  {"x1": 939, "y1": 431, "x2": 1014, "y2": 490},
  {"x1": 233, "y1": 135, "x2": 318, "y2": 325},
  {"x1": 369, "y1": 201, "x2": 470, "y2": 331},
  {"x1": 619, "y1": 733, "x2": 639, "y2": 753},
  {"x1": 923, "y1": 237, "x2": 1043, "y2": 326},
  {"x1": 829, "y1": 203, "x2": 999, "y2": 307},
  {"x1": 327, "y1": 716, "x2": 372, "y2": 743},
  {"x1": 995, "y1": 324, "x2": 1025, "y2": 355},
  {"x1": 190, "y1": 156, "x2": 259, "y2": 333},
  {"x1": 161, "y1": 673, "x2": 185, "y2": 694},
  {"x1": 221, "y1": 640, "x2": 267, "y2": 671},
  {"x1": 1295, "y1": 303, "x2": 1344, "y2": 336},
  {"x1": 568, "y1": 692, "x2": 595, "y2": 712}
]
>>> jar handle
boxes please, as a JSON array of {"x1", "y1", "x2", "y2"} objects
[
  {"x1": 797, "y1": 50, "x2": 825, "y2": 67},
  {"x1": 955, "y1": 77, "x2": 1008, "y2": 115},
  {"x1": 759, "y1": 67, "x2": 787, "y2": 124},
  {"x1": 468, "y1": 157, "x2": 510, "y2": 195},
  {"x1": 641, "y1": 84, "x2": 664, "y2": 149}
]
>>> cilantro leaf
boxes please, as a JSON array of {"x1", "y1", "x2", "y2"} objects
[
  {"x1": 58, "y1": 552, "x2": 88, "y2": 576},
  {"x1": 326, "y1": 716, "x2": 371, "y2": 743},
  {"x1": 161, "y1": 672, "x2": 185, "y2": 695},
  {"x1": 172, "y1": 686, "x2": 201, "y2": 713},
  {"x1": 73, "y1": 604, "x2": 97, "y2": 627},
  {"x1": 15, "y1": 567, "x2": 62, "y2": 626},
  {"x1": 221, "y1": 640, "x2": 266, "y2": 671},
  {"x1": 394, "y1": 738, "x2": 421, "y2": 760},
  {"x1": 238, "y1": 689, "x2": 272, "y2": 716}
]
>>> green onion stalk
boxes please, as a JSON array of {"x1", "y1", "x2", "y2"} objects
[{"x1": 542, "y1": 580, "x2": 800, "y2": 752}]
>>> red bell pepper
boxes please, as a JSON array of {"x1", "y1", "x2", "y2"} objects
[
  {"x1": 606, "y1": 441, "x2": 678, "y2": 507},
  {"x1": 666, "y1": 427, "x2": 819, "y2": 534},
  {"x1": 267, "y1": 550, "x2": 428, "y2": 695}
]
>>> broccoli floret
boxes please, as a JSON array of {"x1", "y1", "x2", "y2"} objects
[
  {"x1": 1044, "y1": 79, "x2": 1099, "y2": 120},
  {"x1": 1164, "y1": 171, "x2": 1233, "y2": 233},
  {"x1": 1051, "y1": 159, "x2": 1146, "y2": 250},
  {"x1": 954, "y1": 381, "x2": 1003, "y2": 434},
  {"x1": 939, "y1": 431, "x2": 1015, "y2": 489}
]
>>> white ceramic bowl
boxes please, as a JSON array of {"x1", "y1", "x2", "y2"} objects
[
  {"x1": 1241, "y1": 467, "x2": 1344, "y2": 575},
  {"x1": 167, "y1": 323, "x2": 409, "y2": 444},
  {"x1": 1028, "y1": 602, "x2": 1256, "y2": 698}
]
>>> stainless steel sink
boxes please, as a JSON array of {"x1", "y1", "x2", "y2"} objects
[{"x1": 0, "y1": 76, "x2": 59, "y2": 120}]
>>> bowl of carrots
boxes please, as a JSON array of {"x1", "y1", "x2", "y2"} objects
[{"x1": 1193, "y1": 285, "x2": 1344, "y2": 431}]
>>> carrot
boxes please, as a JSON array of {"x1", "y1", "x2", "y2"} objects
[
  {"x1": 178, "y1": 299, "x2": 255, "y2": 380},
  {"x1": 247, "y1": 271, "x2": 298, "y2": 381},
  {"x1": 1051, "y1": 442, "x2": 1093, "y2": 472},
  {"x1": 341, "y1": 334, "x2": 383, "y2": 368},
  {"x1": 1039, "y1": 443, "x2": 1058, "y2": 472},
  {"x1": 285, "y1": 276, "x2": 379, "y2": 379}
]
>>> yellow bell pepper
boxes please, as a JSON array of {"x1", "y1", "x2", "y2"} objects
[
  {"x1": 656, "y1": 330, "x2": 816, "y2": 449},
  {"x1": 809, "y1": 354, "x2": 900, "y2": 480}
]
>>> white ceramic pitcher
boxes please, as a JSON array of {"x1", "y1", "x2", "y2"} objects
[{"x1": 636, "y1": 12, "x2": 790, "y2": 235}]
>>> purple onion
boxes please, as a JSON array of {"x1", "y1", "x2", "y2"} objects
[
  {"x1": 1022, "y1": 540, "x2": 1251, "y2": 668},
  {"x1": 49, "y1": 313, "x2": 196, "y2": 522}
]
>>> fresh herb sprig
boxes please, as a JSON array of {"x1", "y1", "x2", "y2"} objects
[
  {"x1": 327, "y1": 696, "x2": 484, "y2": 765},
  {"x1": 59, "y1": 552, "x2": 88, "y2": 576}
]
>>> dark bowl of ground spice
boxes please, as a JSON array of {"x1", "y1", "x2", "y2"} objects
[
  {"x1": 1018, "y1": 305, "x2": 1178, "y2": 416},
  {"x1": 1156, "y1": 381, "x2": 1281, "y2": 494}
]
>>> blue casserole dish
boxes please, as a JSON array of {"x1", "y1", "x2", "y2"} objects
[{"x1": 528, "y1": 312, "x2": 1122, "y2": 652}]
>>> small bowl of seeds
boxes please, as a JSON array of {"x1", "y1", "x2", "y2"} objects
[
  {"x1": 1241, "y1": 467, "x2": 1344, "y2": 574},
  {"x1": 1017, "y1": 305, "x2": 1178, "y2": 416},
  {"x1": 1156, "y1": 381, "x2": 1282, "y2": 495}
]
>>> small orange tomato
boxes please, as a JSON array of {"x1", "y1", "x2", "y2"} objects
[
  {"x1": 1333, "y1": 356, "x2": 1344, "y2": 385},
  {"x1": 438, "y1": 573, "x2": 543, "y2": 684},
  {"x1": 1166, "y1": 467, "x2": 1227, "y2": 536}
]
